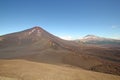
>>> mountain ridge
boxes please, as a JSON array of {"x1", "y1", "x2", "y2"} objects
[
  {"x1": 0, "y1": 26, "x2": 120, "y2": 76},
  {"x1": 77, "y1": 34, "x2": 120, "y2": 46}
]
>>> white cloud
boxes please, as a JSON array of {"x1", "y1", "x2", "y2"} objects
[
  {"x1": 111, "y1": 35, "x2": 120, "y2": 40},
  {"x1": 109, "y1": 33, "x2": 120, "y2": 40},
  {"x1": 59, "y1": 36, "x2": 73, "y2": 40},
  {"x1": 111, "y1": 37, "x2": 120, "y2": 40},
  {"x1": 112, "y1": 25, "x2": 120, "y2": 29},
  {"x1": 112, "y1": 26, "x2": 117, "y2": 29}
]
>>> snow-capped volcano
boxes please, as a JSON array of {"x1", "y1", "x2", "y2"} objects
[
  {"x1": 81, "y1": 35, "x2": 107, "y2": 42},
  {"x1": 80, "y1": 35, "x2": 120, "y2": 45}
]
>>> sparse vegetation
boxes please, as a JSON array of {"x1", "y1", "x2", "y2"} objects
[{"x1": 0, "y1": 59, "x2": 120, "y2": 80}]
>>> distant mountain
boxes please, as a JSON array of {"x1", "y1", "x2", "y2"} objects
[
  {"x1": 0, "y1": 26, "x2": 120, "y2": 76},
  {"x1": 79, "y1": 35, "x2": 120, "y2": 45}
]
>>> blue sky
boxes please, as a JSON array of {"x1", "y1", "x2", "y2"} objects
[{"x1": 0, "y1": 0, "x2": 120, "y2": 40}]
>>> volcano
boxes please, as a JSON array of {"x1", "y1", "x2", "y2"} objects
[
  {"x1": 0, "y1": 26, "x2": 120, "y2": 77},
  {"x1": 80, "y1": 35, "x2": 120, "y2": 45}
]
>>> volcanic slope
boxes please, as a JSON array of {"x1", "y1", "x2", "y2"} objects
[
  {"x1": 0, "y1": 26, "x2": 120, "y2": 76},
  {"x1": 0, "y1": 59, "x2": 120, "y2": 80}
]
